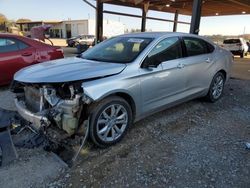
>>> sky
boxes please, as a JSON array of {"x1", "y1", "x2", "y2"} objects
[{"x1": 0, "y1": 0, "x2": 249, "y2": 35}]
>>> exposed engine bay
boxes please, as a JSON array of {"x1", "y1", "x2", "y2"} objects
[{"x1": 11, "y1": 81, "x2": 92, "y2": 144}]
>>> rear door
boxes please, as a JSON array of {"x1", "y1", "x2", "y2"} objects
[
  {"x1": 0, "y1": 37, "x2": 36, "y2": 84},
  {"x1": 181, "y1": 37, "x2": 215, "y2": 94}
]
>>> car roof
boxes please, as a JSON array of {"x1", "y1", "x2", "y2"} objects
[
  {"x1": 0, "y1": 33, "x2": 58, "y2": 48},
  {"x1": 117, "y1": 32, "x2": 215, "y2": 45},
  {"x1": 119, "y1": 32, "x2": 198, "y2": 39}
]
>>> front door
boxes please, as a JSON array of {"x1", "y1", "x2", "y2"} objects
[
  {"x1": 0, "y1": 37, "x2": 35, "y2": 85},
  {"x1": 140, "y1": 37, "x2": 187, "y2": 115}
]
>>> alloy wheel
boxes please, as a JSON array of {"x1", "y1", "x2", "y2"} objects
[
  {"x1": 212, "y1": 75, "x2": 224, "y2": 99},
  {"x1": 96, "y1": 104, "x2": 128, "y2": 142}
]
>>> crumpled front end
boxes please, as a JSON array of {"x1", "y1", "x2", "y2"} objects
[{"x1": 12, "y1": 81, "x2": 90, "y2": 135}]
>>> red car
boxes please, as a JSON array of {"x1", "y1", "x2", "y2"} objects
[{"x1": 0, "y1": 34, "x2": 64, "y2": 85}]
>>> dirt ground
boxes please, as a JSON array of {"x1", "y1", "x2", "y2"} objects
[
  {"x1": 49, "y1": 78, "x2": 250, "y2": 188},
  {"x1": 0, "y1": 56, "x2": 249, "y2": 188}
]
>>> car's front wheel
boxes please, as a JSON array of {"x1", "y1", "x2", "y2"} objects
[
  {"x1": 88, "y1": 96, "x2": 133, "y2": 148},
  {"x1": 206, "y1": 72, "x2": 225, "y2": 102}
]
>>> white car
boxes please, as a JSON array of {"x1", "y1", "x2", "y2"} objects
[
  {"x1": 76, "y1": 35, "x2": 95, "y2": 45},
  {"x1": 223, "y1": 38, "x2": 248, "y2": 58}
]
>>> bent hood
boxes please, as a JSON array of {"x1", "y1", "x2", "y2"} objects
[{"x1": 14, "y1": 57, "x2": 126, "y2": 83}]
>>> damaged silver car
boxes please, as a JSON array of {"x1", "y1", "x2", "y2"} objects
[{"x1": 11, "y1": 32, "x2": 233, "y2": 147}]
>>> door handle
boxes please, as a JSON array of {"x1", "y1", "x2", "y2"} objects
[
  {"x1": 205, "y1": 58, "x2": 212, "y2": 63},
  {"x1": 21, "y1": 52, "x2": 32, "y2": 56},
  {"x1": 177, "y1": 63, "x2": 185, "y2": 69}
]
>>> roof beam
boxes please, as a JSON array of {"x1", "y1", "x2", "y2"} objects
[
  {"x1": 103, "y1": 10, "x2": 190, "y2": 24},
  {"x1": 134, "y1": 0, "x2": 144, "y2": 5},
  {"x1": 82, "y1": 0, "x2": 96, "y2": 9},
  {"x1": 227, "y1": 0, "x2": 250, "y2": 9}
]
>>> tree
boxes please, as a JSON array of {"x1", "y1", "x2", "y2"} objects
[
  {"x1": 16, "y1": 18, "x2": 31, "y2": 23},
  {"x1": 0, "y1": 13, "x2": 7, "y2": 24}
]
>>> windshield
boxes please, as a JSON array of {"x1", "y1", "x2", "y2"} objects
[{"x1": 81, "y1": 37, "x2": 153, "y2": 63}]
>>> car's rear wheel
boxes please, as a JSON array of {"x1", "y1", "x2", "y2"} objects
[
  {"x1": 206, "y1": 72, "x2": 225, "y2": 102},
  {"x1": 88, "y1": 96, "x2": 132, "y2": 148},
  {"x1": 240, "y1": 52, "x2": 244, "y2": 58}
]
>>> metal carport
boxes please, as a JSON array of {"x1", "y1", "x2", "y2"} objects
[{"x1": 83, "y1": 0, "x2": 250, "y2": 42}]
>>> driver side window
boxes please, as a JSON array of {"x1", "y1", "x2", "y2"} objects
[{"x1": 147, "y1": 37, "x2": 182, "y2": 65}]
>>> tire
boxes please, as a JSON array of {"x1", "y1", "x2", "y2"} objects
[
  {"x1": 206, "y1": 72, "x2": 225, "y2": 103},
  {"x1": 88, "y1": 96, "x2": 133, "y2": 148},
  {"x1": 240, "y1": 52, "x2": 244, "y2": 58}
]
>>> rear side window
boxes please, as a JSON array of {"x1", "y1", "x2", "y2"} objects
[
  {"x1": 223, "y1": 39, "x2": 240, "y2": 44},
  {"x1": 206, "y1": 42, "x2": 215, "y2": 53},
  {"x1": 0, "y1": 38, "x2": 29, "y2": 53},
  {"x1": 18, "y1": 40, "x2": 29, "y2": 50},
  {"x1": 183, "y1": 37, "x2": 214, "y2": 56}
]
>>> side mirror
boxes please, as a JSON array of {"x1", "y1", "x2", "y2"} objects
[{"x1": 142, "y1": 56, "x2": 161, "y2": 68}]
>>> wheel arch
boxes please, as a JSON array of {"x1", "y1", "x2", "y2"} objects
[
  {"x1": 217, "y1": 69, "x2": 227, "y2": 80},
  {"x1": 95, "y1": 91, "x2": 137, "y2": 120},
  {"x1": 114, "y1": 92, "x2": 136, "y2": 119}
]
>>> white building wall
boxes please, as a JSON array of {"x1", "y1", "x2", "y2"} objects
[
  {"x1": 87, "y1": 19, "x2": 95, "y2": 35},
  {"x1": 87, "y1": 19, "x2": 125, "y2": 37},
  {"x1": 61, "y1": 19, "x2": 125, "y2": 38},
  {"x1": 103, "y1": 20, "x2": 125, "y2": 37},
  {"x1": 61, "y1": 20, "x2": 89, "y2": 38},
  {"x1": 50, "y1": 23, "x2": 63, "y2": 30}
]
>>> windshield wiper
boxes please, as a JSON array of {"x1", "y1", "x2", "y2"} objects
[
  {"x1": 83, "y1": 57, "x2": 103, "y2": 61},
  {"x1": 82, "y1": 57, "x2": 125, "y2": 64}
]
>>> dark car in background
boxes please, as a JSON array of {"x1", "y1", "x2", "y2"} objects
[
  {"x1": 66, "y1": 35, "x2": 80, "y2": 47},
  {"x1": 66, "y1": 35, "x2": 95, "y2": 47},
  {"x1": 0, "y1": 34, "x2": 64, "y2": 86},
  {"x1": 247, "y1": 41, "x2": 250, "y2": 52}
]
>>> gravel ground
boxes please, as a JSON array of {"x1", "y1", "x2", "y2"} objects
[
  {"x1": 0, "y1": 87, "x2": 67, "y2": 188},
  {"x1": 0, "y1": 148, "x2": 67, "y2": 188},
  {"x1": 0, "y1": 86, "x2": 16, "y2": 111},
  {"x1": 48, "y1": 78, "x2": 250, "y2": 188}
]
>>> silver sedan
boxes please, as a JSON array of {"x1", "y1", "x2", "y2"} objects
[{"x1": 12, "y1": 32, "x2": 233, "y2": 147}]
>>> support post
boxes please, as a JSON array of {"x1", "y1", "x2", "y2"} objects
[
  {"x1": 141, "y1": 7, "x2": 146, "y2": 32},
  {"x1": 141, "y1": 2, "x2": 149, "y2": 32},
  {"x1": 20, "y1": 24, "x2": 23, "y2": 32},
  {"x1": 173, "y1": 10, "x2": 179, "y2": 32},
  {"x1": 189, "y1": 0, "x2": 202, "y2": 35},
  {"x1": 96, "y1": 0, "x2": 103, "y2": 43}
]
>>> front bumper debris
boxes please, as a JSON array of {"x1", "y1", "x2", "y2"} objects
[{"x1": 14, "y1": 98, "x2": 50, "y2": 130}]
